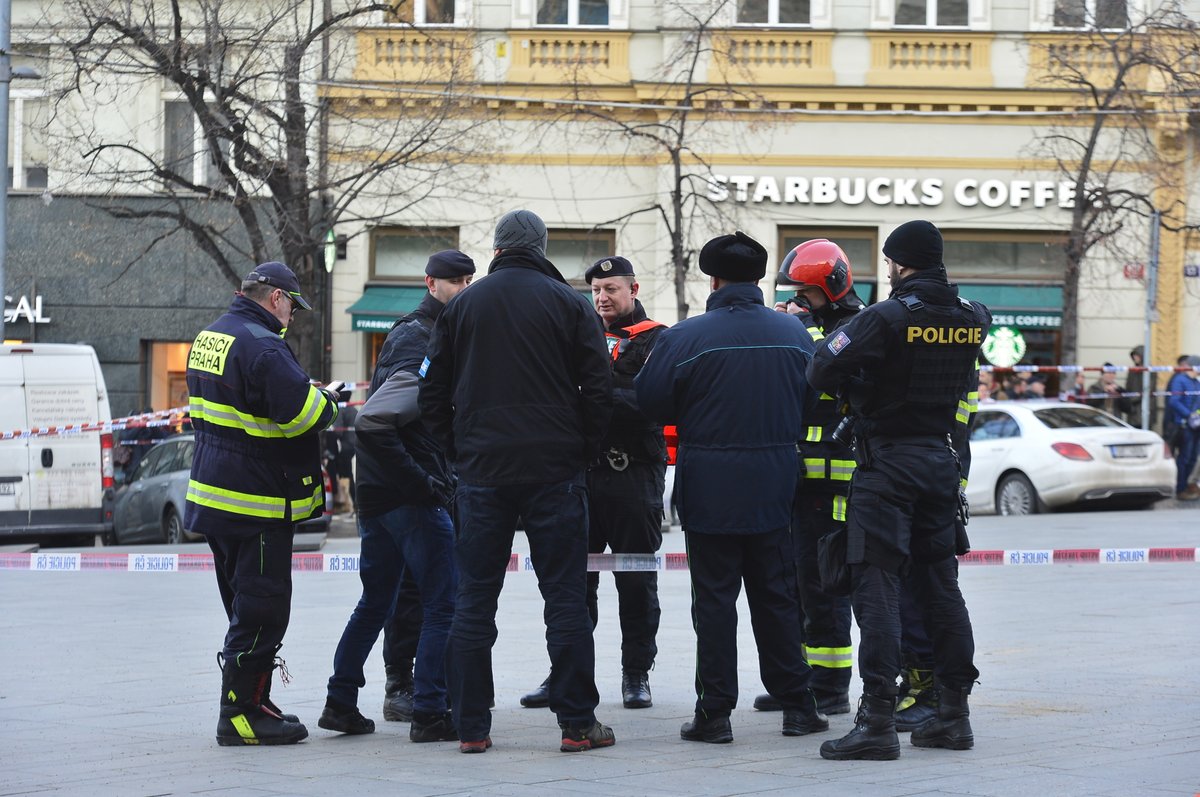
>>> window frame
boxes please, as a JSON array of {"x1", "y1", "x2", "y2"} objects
[
  {"x1": 1050, "y1": 0, "x2": 1128, "y2": 30},
  {"x1": 368, "y1": 226, "x2": 461, "y2": 283},
  {"x1": 387, "y1": 0, "x2": 460, "y2": 26},
  {"x1": 545, "y1": 227, "x2": 617, "y2": 286},
  {"x1": 734, "y1": 0, "x2": 813, "y2": 26},
  {"x1": 162, "y1": 97, "x2": 231, "y2": 190},
  {"x1": 8, "y1": 90, "x2": 49, "y2": 191},
  {"x1": 534, "y1": 0, "x2": 611, "y2": 28},
  {"x1": 892, "y1": 0, "x2": 970, "y2": 28}
]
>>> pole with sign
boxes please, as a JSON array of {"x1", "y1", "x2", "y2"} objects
[{"x1": 1142, "y1": 211, "x2": 1160, "y2": 431}]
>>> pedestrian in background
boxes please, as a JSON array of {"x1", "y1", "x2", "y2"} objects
[
  {"x1": 635, "y1": 231, "x2": 828, "y2": 745},
  {"x1": 1165, "y1": 356, "x2": 1200, "y2": 501},
  {"x1": 186, "y1": 261, "x2": 342, "y2": 747},
  {"x1": 419, "y1": 209, "x2": 616, "y2": 754}
]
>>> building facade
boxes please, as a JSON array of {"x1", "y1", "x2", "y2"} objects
[{"x1": 8, "y1": 0, "x2": 1200, "y2": 414}]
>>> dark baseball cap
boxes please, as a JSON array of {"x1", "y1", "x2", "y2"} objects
[{"x1": 246, "y1": 261, "x2": 312, "y2": 311}]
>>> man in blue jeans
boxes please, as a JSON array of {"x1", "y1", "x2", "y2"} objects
[
  {"x1": 320, "y1": 250, "x2": 475, "y2": 742},
  {"x1": 419, "y1": 209, "x2": 615, "y2": 753}
]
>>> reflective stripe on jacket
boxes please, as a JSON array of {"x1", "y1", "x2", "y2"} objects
[{"x1": 185, "y1": 295, "x2": 337, "y2": 536}]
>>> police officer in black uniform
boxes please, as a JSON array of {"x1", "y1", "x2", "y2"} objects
[{"x1": 807, "y1": 220, "x2": 989, "y2": 761}]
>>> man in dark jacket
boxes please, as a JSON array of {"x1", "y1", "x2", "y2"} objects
[
  {"x1": 419, "y1": 209, "x2": 616, "y2": 754},
  {"x1": 186, "y1": 261, "x2": 341, "y2": 747},
  {"x1": 373, "y1": 252, "x2": 476, "y2": 724},
  {"x1": 634, "y1": 231, "x2": 828, "y2": 745},
  {"x1": 809, "y1": 220, "x2": 988, "y2": 761},
  {"x1": 319, "y1": 250, "x2": 475, "y2": 743},
  {"x1": 520, "y1": 255, "x2": 667, "y2": 711}
]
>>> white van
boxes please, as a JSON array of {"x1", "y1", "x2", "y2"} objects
[{"x1": 0, "y1": 344, "x2": 116, "y2": 544}]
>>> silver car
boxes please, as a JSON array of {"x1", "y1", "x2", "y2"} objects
[{"x1": 111, "y1": 434, "x2": 331, "y2": 544}]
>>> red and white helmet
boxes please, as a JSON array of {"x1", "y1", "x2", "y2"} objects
[{"x1": 778, "y1": 239, "x2": 853, "y2": 302}]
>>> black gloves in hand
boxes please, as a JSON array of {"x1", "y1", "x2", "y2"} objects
[
  {"x1": 427, "y1": 475, "x2": 456, "y2": 508},
  {"x1": 787, "y1": 294, "x2": 813, "y2": 314}
]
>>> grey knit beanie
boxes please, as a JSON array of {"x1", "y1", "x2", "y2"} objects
[{"x1": 493, "y1": 209, "x2": 548, "y2": 256}]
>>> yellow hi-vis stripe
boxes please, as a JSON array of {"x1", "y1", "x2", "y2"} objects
[
  {"x1": 808, "y1": 328, "x2": 826, "y2": 342},
  {"x1": 805, "y1": 645, "x2": 853, "y2": 668},
  {"x1": 230, "y1": 713, "x2": 260, "y2": 743},
  {"x1": 279, "y1": 385, "x2": 333, "y2": 437},
  {"x1": 829, "y1": 459, "x2": 855, "y2": 481},
  {"x1": 805, "y1": 426, "x2": 823, "y2": 442},
  {"x1": 803, "y1": 458, "x2": 826, "y2": 479},
  {"x1": 956, "y1": 390, "x2": 980, "y2": 425},
  {"x1": 832, "y1": 495, "x2": 847, "y2": 521},
  {"x1": 187, "y1": 480, "x2": 287, "y2": 519},
  {"x1": 190, "y1": 397, "x2": 285, "y2": 438},
  {"x1": 289, "y1": 484, "x2": 324, "y2": 518}
]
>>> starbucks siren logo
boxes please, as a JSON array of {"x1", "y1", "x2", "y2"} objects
[{"x1": 981, "y1": 326, "x2": 1026, "y2": 368}]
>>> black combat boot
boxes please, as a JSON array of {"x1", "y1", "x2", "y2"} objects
[
  {"x1": 680, "y1": 713, "x2": 733, "y2": 744},
  {"x1": 621, "y1": 670, "x2": 652, "y2": 709},
  {"x1": 910, "y1": 685, "x2": 973, "y2": 750},
  {"x1": 383, "y1": 663, "x2": 415, "y2": 722},
  {"x1": 819, "y1": 694, "x2": 900, "y2": 761},
  {"x1": 520, "y1": 674, "x2": 551, "y2": 708},
  {"x1": 782, "y1": 689, "x2": 830, "y2": 736},
  {"x1": 895, "y1": 668, "x2": 937, "y2": 732},
  {"x1": 215, "y1": 660, "x2": 308, "y2": 746}
]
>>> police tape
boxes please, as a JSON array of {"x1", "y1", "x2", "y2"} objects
[{"x1": 1, "y1": 547, "x2": 1196, "y2": 573}]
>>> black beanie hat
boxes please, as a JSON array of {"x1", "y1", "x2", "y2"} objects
[
  {"x1": 425, "y1": 249, "x2": 476, "y2": 278},
  {"x1": 699, "y1": 231, "x2": 768, "y2": 282},
  {"x1": 883, "y1": 220, "x2": 943, "y2": 270}
]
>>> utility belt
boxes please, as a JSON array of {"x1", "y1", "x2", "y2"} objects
[{"x1": 593, "y1": 445, "x2": 664, "y2": 472}]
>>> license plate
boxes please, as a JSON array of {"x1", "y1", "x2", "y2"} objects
[
  {"x1": 0, "y1": 483, "x2": 14, "y2": 495},
  {"x1": 1110, "y1": 445, "x2": 1148, "y2": 459}
]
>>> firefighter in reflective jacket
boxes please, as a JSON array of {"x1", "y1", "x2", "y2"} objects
[
  {"x1": 807, "y1": 221, "x2": 990, "y2": 761},
  {"x1": 185, "y1": 261, "x2": 340, "y2": 747},
  {"x1": 755, "y1": 239, "x2": 865, "y2": 718},
  {"x1": 520, "y1": 255, "x2": 667, "y2": 711}
]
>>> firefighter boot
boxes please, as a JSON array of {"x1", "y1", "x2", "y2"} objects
[
  {"x1": 895, "y1": 668, "x2": 937, "y2": 732},
  {"x1": 216, "y1": 660, "x2": 308, "y2": 746},
  {"x1": 258, "y1": 648, "x2": 300, "y2": 724},
  {"x1": 383, "y1": 663, "x2": 415, "y2": 722},
  {"x1": 819, "y1": 694, "x2": 901, "y2": 761},
  {"x1": 910, "y1": 686, "x2": 974, "y2": 750},
  {"x1": 218, "y1": 651, "x2": 299, "y2": 723}
]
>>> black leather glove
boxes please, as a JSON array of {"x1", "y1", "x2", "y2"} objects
[
  {"x1": 787, "y1": 293, "x2": 812, "y2": 313},
  {"x1": 426, "y1": 475, "x2": 456, "y2": 508}
]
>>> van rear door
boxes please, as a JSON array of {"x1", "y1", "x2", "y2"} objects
[
  {"x1": 23, "y1": 351, "x2": 106, "y2": 522},
  {"x1": 0, "y1": 355, "x2": 30, "y2": 528}
]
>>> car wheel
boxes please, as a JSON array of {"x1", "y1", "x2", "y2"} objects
[
  {"x1": 163, "y1": 507, "x2": 185, "y2": 544},
  {"x1": 996, "y1": 473, "x2": 1039, "y2": 516}
]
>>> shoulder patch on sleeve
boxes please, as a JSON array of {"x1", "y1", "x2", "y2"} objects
[
  {"x1": 827, "y1": 330, "x2": 852, "y2": 355},
  {"x1": 419, "y1": 356, "x2": 430, "y2": 378}
]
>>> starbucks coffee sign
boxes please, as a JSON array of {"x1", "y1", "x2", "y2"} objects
[{"x1": 707, "y1": 175, "x2": 1077, "y2": 210}]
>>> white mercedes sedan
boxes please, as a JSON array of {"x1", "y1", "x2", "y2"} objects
[{"x1": 966, "y1": 401, "x2": 1175, "y2": 516}]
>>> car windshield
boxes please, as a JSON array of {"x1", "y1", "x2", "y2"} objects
[{"x1": 1032, "y1": 406, "x2": 1126, "y2": 429}]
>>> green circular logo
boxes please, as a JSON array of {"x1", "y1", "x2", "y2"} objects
[{"x1": 982, "y1": 326, "x2": 1027, "y2": 368}]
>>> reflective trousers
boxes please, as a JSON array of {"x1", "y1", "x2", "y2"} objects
[{"x1": 208, "y1": 527, "x2": 294, "y2": 672}]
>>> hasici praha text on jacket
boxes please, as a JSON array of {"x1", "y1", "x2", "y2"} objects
[{"x1": 185, "y1": 294, "x2": 338, "y2": 536}]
